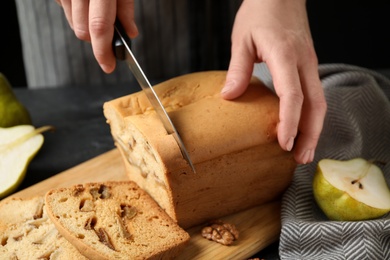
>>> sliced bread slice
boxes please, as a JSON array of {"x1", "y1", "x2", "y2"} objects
[
  {"x1": 45, "y1": 181, "x2": 190, "y2": 260},
  {"x1": 0, "y1": 196, "x2": 87, "y2": 260}
]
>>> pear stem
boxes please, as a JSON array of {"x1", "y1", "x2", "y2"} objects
[{"x1": 0, "y1": 125, "x2": 54, "y2": 152}]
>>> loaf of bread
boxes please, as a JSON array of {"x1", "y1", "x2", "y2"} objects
[
  {"x1": 45, "y1": 181, "x2": 190, "y2": 260},
  {"x1": 103, "y1": 71, "x2": 297, "y2": 228},
  {"x1": 0, "y1": 196, "x2": 87, "y2": 260}
]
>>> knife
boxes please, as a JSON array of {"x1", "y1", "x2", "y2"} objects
[{"x1": 112, "y1": 19, "x2": 196, "y2": 173}]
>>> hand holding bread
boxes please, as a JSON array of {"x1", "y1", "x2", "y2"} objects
[{"x1": 223, "y1": 0, "x2": 327, "y2": 165}]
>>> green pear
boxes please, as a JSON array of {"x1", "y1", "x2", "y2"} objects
[
  {"x1": 0, "y1": 73, "x2": 32, "y2": 127},
  {"x1": 313, "y1": 158, "x2": 390, "y2": 221},
  {"x1": 0, "y1": 125, "x2": 53, "y2": 199}
]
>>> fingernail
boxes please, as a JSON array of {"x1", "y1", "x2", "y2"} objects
[
  {"x1": 286, "y1": 137, "x2": 294, "y2": 151},
  {"x1": 310, "y1": 150, "x2": 315, "y2": 162},
  {"x1": 302, "y1": 149, "x2": 312, "y2": 164},
  {"x1": 221, "y1": 80, "x2": 235, "y2": 94},
  {"x1": 100, "y1": 64, "x2": 113, "y2": 73},
  {"x1": 130, "y1": 20, "x2": 139, "y2": 36}
]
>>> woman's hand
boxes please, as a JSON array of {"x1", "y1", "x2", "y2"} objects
[
  {"x1": 222, "y1": 0, "x2": 327, "y2": 164},
  {"x1": 56, "y1": 0, "x2": 138, "y2": 73}
]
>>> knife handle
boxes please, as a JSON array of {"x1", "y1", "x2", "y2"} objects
[{"x1": 112, "y1": 19, "x2": 131, "y2": 61}]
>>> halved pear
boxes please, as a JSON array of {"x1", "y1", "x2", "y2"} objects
[
  {"x1": 0, "y1": 125, "x2": 52, "y2": 198},
  {"x1": 313, "y1": 158, "x2": 390, "y2": 221}
]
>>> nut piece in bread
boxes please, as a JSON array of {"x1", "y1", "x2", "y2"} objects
[
  {"x1": 0, "y1": 196, "x2": 87, "y2": 260},
  {"x1": 44, "y1": 181, "x2": 190, "y2": 260},
  {"x1": 103, "y1": 71, "x2": 296, "y2": 228}
]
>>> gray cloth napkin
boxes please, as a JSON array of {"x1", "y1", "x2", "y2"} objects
[{"x1": 254, "y1": 63, "x2": 390, "y2": 260}]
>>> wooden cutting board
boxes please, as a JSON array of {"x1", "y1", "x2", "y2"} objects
[{"x1": 5, "y1": 149, "x2": 281, "y2": 259}]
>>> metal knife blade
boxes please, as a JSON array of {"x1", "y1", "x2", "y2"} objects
[{"x1": 113, "y1": 19, "x2": 196, "y2": 173}]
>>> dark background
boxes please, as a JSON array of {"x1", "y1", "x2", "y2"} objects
[
  {"x1": 1, "y1": 1, "x2": 389, "y2": 88},
  {"x1": 1, "y1": 1, "x2": 26, "y2": 87}
]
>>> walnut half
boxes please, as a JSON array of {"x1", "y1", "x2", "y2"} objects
[{"x1": 201, "y1": 220, "x2": 239, "y2": 246}]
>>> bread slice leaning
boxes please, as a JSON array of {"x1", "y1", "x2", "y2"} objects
[
  {"x1": 0, "y1": 196, "x2": 87, "y2": 260},
  {"x1": 44, "y1": 181, "x2": 190, "y2": 260}
]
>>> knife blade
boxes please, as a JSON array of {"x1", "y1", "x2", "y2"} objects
[{"x1": 112, "y1": 19, "x2": 196, "y2": 173}]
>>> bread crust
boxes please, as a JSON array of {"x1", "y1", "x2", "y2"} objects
[{"x1": 103, "y1": 71, "x2": 296, "y2": 228}]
